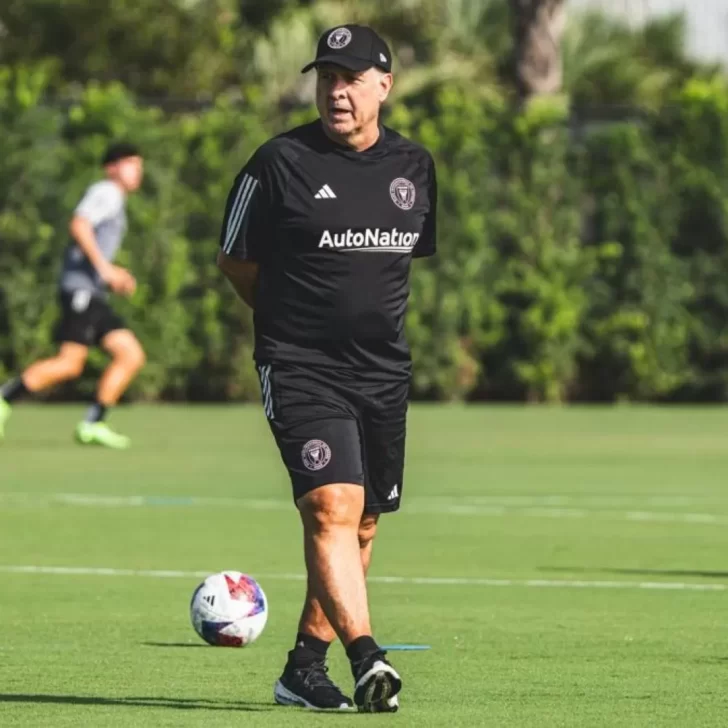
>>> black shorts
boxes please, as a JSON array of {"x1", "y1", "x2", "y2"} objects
[
  {"x1": 55, "y1": 290, "x2": 126, "y2": 347},
  {"x1": 257, "y1": 362, "x2": 409, "y2": 514}
]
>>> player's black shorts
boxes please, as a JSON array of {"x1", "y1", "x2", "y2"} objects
[
  {"x1": 257, "y1": 362, "x2": 409, "y2": 514},
  {"x1": 54, "y1": 290, "x2": 126, "y2": 347}
]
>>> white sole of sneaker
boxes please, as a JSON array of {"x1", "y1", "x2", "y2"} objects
[
  {"x1": 384, "y1": 695, "x2": 400, "y2": 711},
  {"x1": 369, "y1": 695, "x2": 400, "y2": 713},
  {"x1": 273, "y1": 679, "x2": 354, "y2": 711},
  {"x1": 354, "y1": 661, "x2": 402, "y2": 712}
]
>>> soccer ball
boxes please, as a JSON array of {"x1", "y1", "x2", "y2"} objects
[{"x1": 190, "y1": 571, "x2": 268, "y2": 647}]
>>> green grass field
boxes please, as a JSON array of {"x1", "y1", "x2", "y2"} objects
[{"x1": 1, "y1": 404, "x2": 727, "y2": 727}]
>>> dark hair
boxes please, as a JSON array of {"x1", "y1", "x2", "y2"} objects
[{"x1": 102, "y1": 142, "x2": 141, "y2": 166}]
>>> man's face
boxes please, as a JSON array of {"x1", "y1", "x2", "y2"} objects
[
  {"x1": 316, "y1": 65, "x2": 393, "y2": 138},
  {"x1": 110, "y1": 156, "x2": 144, "y2": 192}
]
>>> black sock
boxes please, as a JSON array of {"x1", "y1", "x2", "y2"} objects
[
  {"x1": 289, "y1": 632, "x2": 330, "y2": 665},
  {"x1": 0, "y1": 377, "x2": 30, "y2": 403},
  {"x1": 85, "y1": 402, "x2": 108, "y2": 424},
  {"x1": 346, "y1": 635, "x2": 380, "y2": 665}
]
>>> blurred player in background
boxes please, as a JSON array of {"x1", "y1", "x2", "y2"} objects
[{"x1": 0, "y1": 142, "x2": 146, "y2": 449}]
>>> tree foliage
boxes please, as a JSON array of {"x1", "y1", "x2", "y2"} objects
[
  {"x1": 1, "y1": 66, "x2": 727, "y2": 403},
  {"x1": 0, "y1": 1, "x2": 708, "y2": 107},
  {"x1": 0, "y1": 3, "x2": 726, "y2": 402}
]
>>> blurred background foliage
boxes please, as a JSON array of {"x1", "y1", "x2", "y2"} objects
[{"x1": 0, "y1": 1, "x2": 726, "y2": 402}]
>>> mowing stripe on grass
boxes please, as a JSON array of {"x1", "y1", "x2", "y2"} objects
[
  {"x1": 1, "y1": 492, "x2": 727, "y2": 526},
  {"x1": 1, "y1": 565, "x2": 725, "y2": 592}
]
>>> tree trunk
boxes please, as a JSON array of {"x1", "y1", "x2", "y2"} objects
[{"x1": 510, "y1": 0, "x2": 566, "y2": 100}]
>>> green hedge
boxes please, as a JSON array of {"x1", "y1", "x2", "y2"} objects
[{"x1": 1, "y1": 67, "x2": 727, "y2": 403}]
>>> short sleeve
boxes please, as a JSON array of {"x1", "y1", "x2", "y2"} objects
[
  {"x1": 219, "y1": 148, "x2": 276, "y2": 262},
  {"x1": 74, "y1": 181, "x2": 124, "y2": 226},
  {"x1": 413, "y1": 155, "x2": 437, "y2": 259}
]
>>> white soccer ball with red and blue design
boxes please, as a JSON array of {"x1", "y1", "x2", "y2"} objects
[{"x1": 190, "y1": 571, "x2": 268, "y2": 647}]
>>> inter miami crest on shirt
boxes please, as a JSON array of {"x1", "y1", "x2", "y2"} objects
[{"x1": 389, "y1": 178, "x2": 416, "y2": 210}]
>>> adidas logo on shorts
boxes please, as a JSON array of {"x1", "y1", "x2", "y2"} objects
[{"x1": 387, "y1": 485, "x2": 399, "y2": 501}]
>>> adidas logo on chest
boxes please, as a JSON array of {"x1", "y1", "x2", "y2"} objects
[{"x1": 314, "y1": 184, "x2": 336, "y2": 199}]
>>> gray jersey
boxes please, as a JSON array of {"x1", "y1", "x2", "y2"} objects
[{"x1": 59, "y1": 180, "x2": 127, "y2": 294}]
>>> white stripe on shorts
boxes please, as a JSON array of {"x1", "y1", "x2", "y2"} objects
[{"x1": 258, "y1": 365, "x2": 274, "y2": 420}]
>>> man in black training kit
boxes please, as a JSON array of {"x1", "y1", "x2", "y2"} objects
[{"x1": 217, "y1": 25, "x2": 436, "y2": 713}]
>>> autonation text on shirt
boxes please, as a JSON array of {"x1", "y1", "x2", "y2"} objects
[{"x1": 318, "y1": 228, "x2": 419, "y2": 252}]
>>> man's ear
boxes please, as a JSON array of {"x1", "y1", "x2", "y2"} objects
[{"x1": 379, "y1": 71, "x2": 393, "y2": 103}]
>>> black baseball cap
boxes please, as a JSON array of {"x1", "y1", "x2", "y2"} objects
[
  {"x1": 301, "y1": 24, "x2": 392, "y2": 74},
  {"x1": 102, "y1": 142, "x2": 141, "y2": 166}
]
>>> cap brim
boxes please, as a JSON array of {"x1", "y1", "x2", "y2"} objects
[{"x1": 301, "y1": 55, "x2": 374, "y2": 74}]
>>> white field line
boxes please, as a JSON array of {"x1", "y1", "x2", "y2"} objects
[
  {"x1": 4, "y1": 492, "x2": 728, "y2": 508},
  {"x1": 1, "y1": 492, "x2": 728, "y2": 526},
  {"x1": 0, "y1": 565, "x2": 725, "y2": 592}
]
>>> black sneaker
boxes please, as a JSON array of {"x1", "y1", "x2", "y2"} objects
[
  {"x1": 274, "y1": 659, "x2": 354, "y2": 711},
  {"x1": 352, "y1": 650, "x2": 402, "y2": 713}
]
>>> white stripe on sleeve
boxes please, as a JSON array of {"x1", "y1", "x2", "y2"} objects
[{"x1": 223, "y1": 174, "x2": 259, "y2": 254}]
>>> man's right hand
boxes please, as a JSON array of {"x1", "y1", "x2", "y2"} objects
[
  {"x1": 217, "y1": 252, "x2": 258, "y2": 309},
  {"x1": 100, "y1": 264, "x2": 137, "y2": 296}
]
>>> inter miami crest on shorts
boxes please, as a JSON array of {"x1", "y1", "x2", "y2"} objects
[{"x1": 302, "y1": 439, "x2": 332, "y2": 471}]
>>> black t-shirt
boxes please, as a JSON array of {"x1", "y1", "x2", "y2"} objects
[{"x1": 219, "y1": 120, "x2": 437, "y2": 377}]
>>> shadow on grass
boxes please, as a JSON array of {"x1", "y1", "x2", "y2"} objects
[
  {"x1": 142, "y1": 641, "x2": 207, "y2": 648},
  {"x1": 0, "y1": 694, "x2": 274, "y2": 712},
  {"x1": 691, "y1": 656, "x2": 728, "y2": 664},
  {"x1": 2, "y1": 439, "x2": 79, "y2": 450}
]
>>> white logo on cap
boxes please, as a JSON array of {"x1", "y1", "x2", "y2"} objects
[
  {"x1": 327, "y1": 27, "x2": 352, "y2": 49},
  {"x1": 379, "y1": 53, "x2": 387, "y2": 63}
]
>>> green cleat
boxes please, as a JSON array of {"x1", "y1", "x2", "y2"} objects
[
  {"x1": 0, "y1": 397, "x2": 11, "y2": 441},
  {"x1": 74, "y1": 421, "x2": 130, "y2": 450}
]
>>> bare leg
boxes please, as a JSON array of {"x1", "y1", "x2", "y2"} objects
[
  {"x1": 297, "y1": 586, "x2": 337, "y2": 644},
  {"x1": 297, "y1": 484, "x2": 370, "y2": 647},
  {"x1": 97, "y1": 330, "x2": 145, "y2": 405},
  {"x1": 358, "y1": 514, "x2": 379, "y2": 576},
  {"x1": 21, "y1": 343, "x2": 88, "y2": 391},
  {"x1": 276, "y1": 499, "x2": 386, "y2": 711},
  {"x1": 297, "y1": 512, "x2": 380, "y2": 643}
]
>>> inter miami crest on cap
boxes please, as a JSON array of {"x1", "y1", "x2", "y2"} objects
[
  {"x1": 327, "y1": 27, "x2": 352, "y2": 49},
  {"x1": 301, "y1": 24, "x2": 392, "y2": 74}
]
